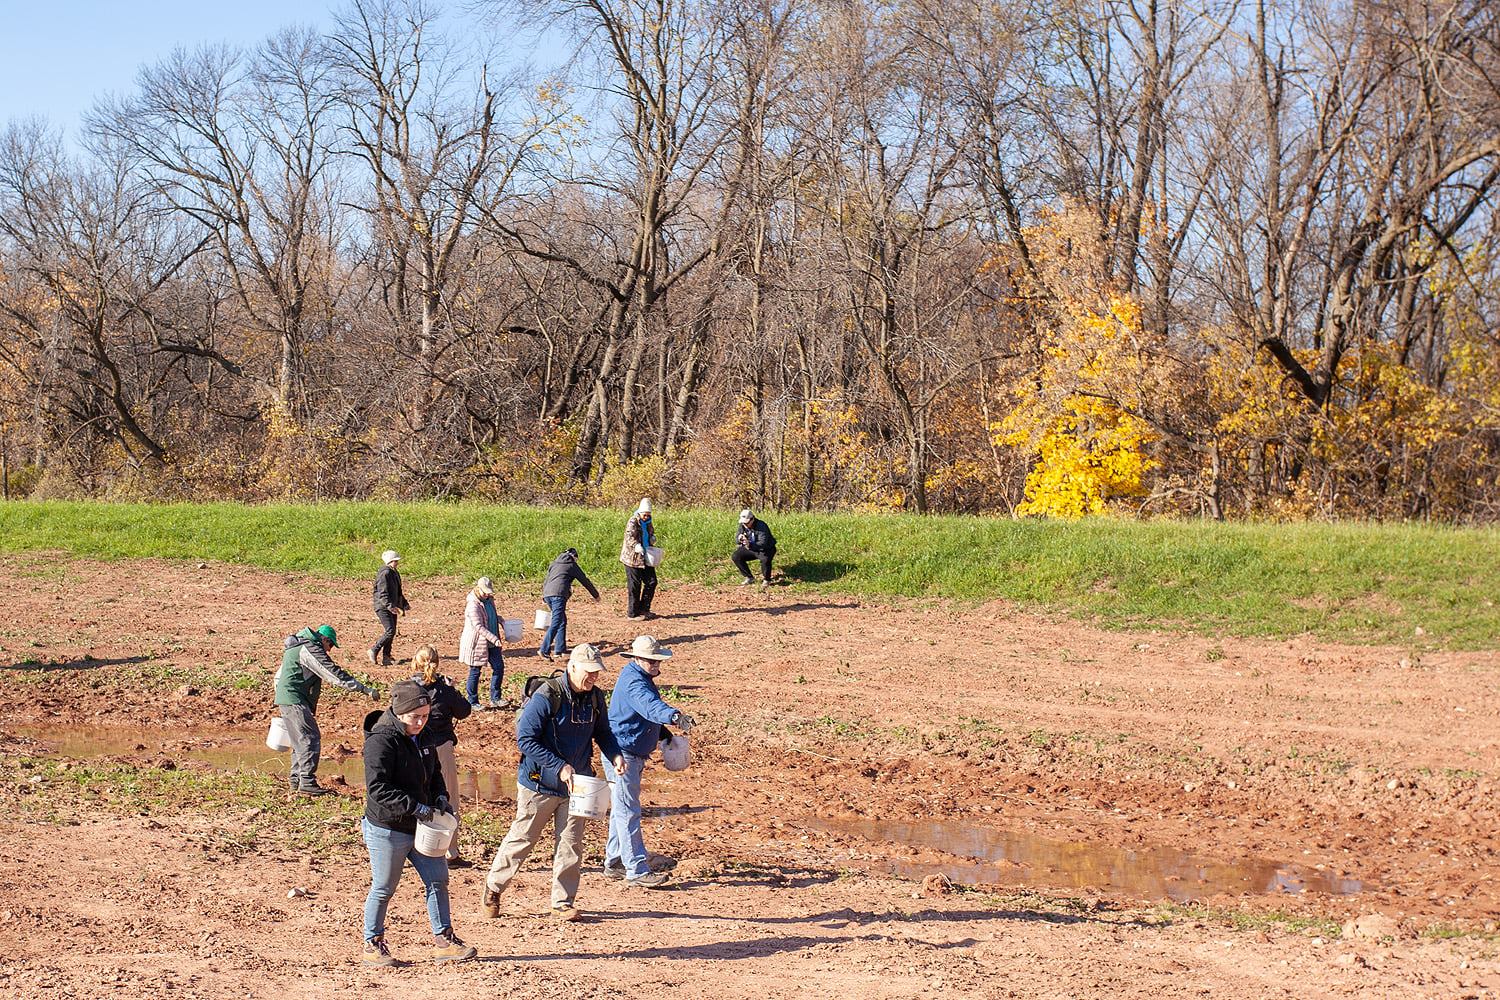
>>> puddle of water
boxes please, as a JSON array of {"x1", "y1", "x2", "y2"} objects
[
  {"x1": 809, "y1": 815, "x2": 1363, "y2": 901},
  {"x1": 9, "y1": 725, "x2": 520, "y2": 806}
]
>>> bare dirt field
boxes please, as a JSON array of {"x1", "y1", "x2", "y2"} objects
[{"x1": 1, "y1": 553, "x2": 1497, "y2": 998}]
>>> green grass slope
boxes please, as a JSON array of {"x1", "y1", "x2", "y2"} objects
[{"x1": 1, "y1": 501, "x2": 1494, "y2": 648}]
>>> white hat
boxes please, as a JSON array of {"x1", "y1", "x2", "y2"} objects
[
  {"x1": 474, "y1": 576, "x2": 494, "y2": 596},
  {"x1": 739, "y1": 509, "x2": 753, "y2": 522},
  {"x1": 629, "y1": 635, "x2": 673, "y2": 661},
  {"x1": 382, "y1": 549, "x2": 401, "y2": 564},
  {"x1": 567, "y1": 642, "x2": 606, "y2": 672},
  {"x1": 637, "y1": 497, "x2": 653, "y2": 514}
]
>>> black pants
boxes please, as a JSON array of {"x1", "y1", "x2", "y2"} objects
[
  {"x1": 371, "y1": 608, "x2": 397, "y2": 660},
  {"x1": 625, "y1": 564, "x2": 657, "y2": 617},
  {"x1": 732, "y1": 547, "x2": 775, "y2": 582}
]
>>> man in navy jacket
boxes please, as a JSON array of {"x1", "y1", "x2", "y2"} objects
[
  {"x1": 602, "y1": 635, "x2": 698, "y2": 887},
  {"x1": 481, "y1": 643, "x2": 623, "y2": 922},
  {"x1": 731, "y1": 508, "x2": 777, "y2": 588}
]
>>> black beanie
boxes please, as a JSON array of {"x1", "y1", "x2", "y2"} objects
[{"x1": 390, "y1": 679, "x2": 431, "y2": 715}]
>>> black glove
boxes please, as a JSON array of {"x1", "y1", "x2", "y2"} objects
[
  {"x1": 435, "y1": 795, "x2": 452, "y2": 815},
  {"x1": 414, "y1": 803, "x2": 434, "y2": 822},
  {"x1": 659, "y1": 730, "x2": 673, "y2": 746}
]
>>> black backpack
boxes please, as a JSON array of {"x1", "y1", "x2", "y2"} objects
[{"x1": 523, "y1": 670, "x2": 606, "y2": 717}]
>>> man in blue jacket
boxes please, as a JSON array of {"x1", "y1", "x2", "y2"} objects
[
  {"x1": 481, "y1": 643, "x2": 624, "y2": 922},
  {"x1": 602, "y1": 635, "x2": 698, "y2": 888}
]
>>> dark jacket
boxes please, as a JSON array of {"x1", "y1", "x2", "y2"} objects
[
  {"x1": 413, "y1": 673, "x2": 472, "y2": 748},
  {"x1": 541, "y1": 550, "x2": 600, "y2": 601},
  {"x1": 735, "y1": 517, "x2": 776, "y2": 554},
  {"x1": 373, "y1": 565, "x2": 410, "y2": 613},
  {"x1": 515, "y1": 677, "x2": 621, "y2": 798},
  {"x1": 363, "y1": 708, "x2": 447, "y2": 834}
]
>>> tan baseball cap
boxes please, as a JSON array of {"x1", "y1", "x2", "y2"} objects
[{"x1": 567, "y1": 642, "x2": 606, "y2": 672}]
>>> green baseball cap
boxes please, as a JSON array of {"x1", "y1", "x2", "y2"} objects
[{"x1": 314, "y1": 624, "x2": 339, "y2": 648}]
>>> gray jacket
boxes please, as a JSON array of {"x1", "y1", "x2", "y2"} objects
[{"x1": 542, "y1": 550, "x2": 599, "y2": 601}]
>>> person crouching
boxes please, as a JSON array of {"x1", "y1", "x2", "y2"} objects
[{"x1": 360, "y1": 679, "x2": 477, "y2": 967}]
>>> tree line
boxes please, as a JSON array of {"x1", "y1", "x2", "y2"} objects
[{"x1": 1, "y1": 0, "x2": 1497, "y2": 521}]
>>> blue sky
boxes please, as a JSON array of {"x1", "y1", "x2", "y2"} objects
[
  {"x1": 0, "y1": 2, "x2": 336, "y2": 134},
  {"x1": 0, "y1": 1, "x2": 566, "y2": 140}
]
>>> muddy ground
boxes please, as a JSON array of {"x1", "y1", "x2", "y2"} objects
[{"x1": 0, "y1": 552, "x2": 1497, "y2": 998}]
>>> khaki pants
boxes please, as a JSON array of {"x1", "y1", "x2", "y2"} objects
[
  {"x1": 434, "y1": 740, "x2": 461, "y2": 860},
  {"x1": 485, "y1": 784, "x2": 586, "y2": 909}
]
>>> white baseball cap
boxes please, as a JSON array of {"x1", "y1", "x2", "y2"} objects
[
  {"x1": 474, "y1": 576, "x2": 494, "y2": 596},
  {"x1": 382, "y1": 549, "x2": 401, "y2": 564},
  {"x1": 739, "y1": 509, "x2": 753, "y2": 522}
]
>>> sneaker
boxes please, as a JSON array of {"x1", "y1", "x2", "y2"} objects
[
  {"x1": 469, "y1": 701, "x2": 487, "y2": 712},
  {"x1": 361, "y1": 935, "x2": 396, "y2": 967},
  {"x1": 550, "y1": 904, "x2": 582, "y2": 922},
  {"x1": 626, "y1": 871, "x2": 671, "y2": 889},
  {"x1": 367, "y1": 648, "x2": 378, "y2": 665},
  {"x1": 432, "y1": 929, "x2": 476, "y2": 964},
  {"x1": 380, "y1": 655, "x2": 395, "y2": 667},
  {"x1": 602, "y1": 859, "x2": 626, "y2": 881},
  {"x1": 447, "y1": 857, "x2": 472, "y2": 869},
  {"x1": 646, "y1": 853, "x2": 677, "y2": 872},
  {"x1": 627, "y1": 615, "x2": 644, "y2": 622},
  {"x1": 482, "y1": 886, "x2": 502, "y2": 919},
  {"x1": 294, "y1": 785, "x2": 333, "y2": 798},
  {"x1": 490, "y1": 699, "x2": 514, "y2": 711},
  {"x1": 538, "y1": 651, "x2": 553, "y2": 662},
  {"x1": 739, "y1": 576, "x2": 754, "y2": 586}
]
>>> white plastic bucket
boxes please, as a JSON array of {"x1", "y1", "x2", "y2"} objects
[
  {"x1": 534, "y1": 609, "x2": 551, "y2": 630},
  {"x1": 502, "y1": 618, "x2": 523, "y2": 642},
  {"x1": 569, "y1": 775, "x2": 610, "y2": 819},
  {"x1": 414, "y1": 810, "x2": 458, "y2": 858},
  {"x1": 266, "y1": 716, "x2": 292, "y2": 752},
  {"x1": 645, "y1": 546, "x2": 664, "y2": 567},
  {"x1": 660, "y1": 734, "x2": 690, "y2": 771}
]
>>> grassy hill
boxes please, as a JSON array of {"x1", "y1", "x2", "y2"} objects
[{"x1": 1, "y1": 500, "x2": 1494, "y2": 647}]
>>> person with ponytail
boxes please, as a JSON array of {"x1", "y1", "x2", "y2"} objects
[{"x1": 410, "y1": 645, "x2": 473, "y2": 865}]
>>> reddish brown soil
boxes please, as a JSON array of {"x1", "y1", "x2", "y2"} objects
[{"x1": 1, "y1": 554, "x2": 1497, "y2": 998}]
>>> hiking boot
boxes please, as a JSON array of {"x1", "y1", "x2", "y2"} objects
[
  {"x1": 602, "y1": 859, "x2": 626, "y2": 881},
  {"x1": 627, "y1": 614, "x2": 644, "y2": 622},
  {"x1": 447, "y1": 856, "x2": 472, "y2": 869},
  {"x1": 538, "y1": 651, "x2": 553, "y2": 662},
  {"x1": 739, "y1": 576, "x2": 754, "y2": 586},
  {"x1": 295, "y1": 784, "x2": 333, "y2": 798},
  {"x1": 361, "y1": 935, "x2": 396, "y2": 967},
  {"x1": 760, "y1": 579, "x2": 770, "y2": 591},
  {"x1": 626, "y1": 871, "x2": 671, "y2": 889},
  {"x1": 490, "y1": 698, "x2": 514, "y2": 711},
  {"x1": 550, "y1": 903, "x2": 581, "y2": 922},
  {"x1": 432, "y1": 929, "x2": 476, "y2": 964},
  {"x1": 646, "y1": 853, "x2": 677, "y2": 872},
  {"x1": 380, "y1": 655, "x2": 396, "y2": 667},
  {"x1": 482, "y1": 885, "x2": 502, "y2": 919}
]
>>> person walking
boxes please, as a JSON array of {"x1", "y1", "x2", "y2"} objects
[
  {"x1": 273, "y1": 624, "x2": 379, "y2": 797},
  {"x1": 731, "y1": 509, "x2": 777, "y2": 589},
  {"x1": 602, "y1": 635, "x2": 697, "y2": 888},
  {"x1": 459, "y1": 577, "x2": 509, "y2": 710},
  {"x1": 369, "y1": 550, "x2": 410, "y2": 666},
  {"x1": 360, "y1": 679, "x2": 477, "y2": 967},
  {"x1": 481, "y1": 643, "x2": 624, "y2": 922},
  {"x1": 411, "y1": 645, "x2": 473, "y2": 866},
  {"x1": 538, "y1": 547, "x2": 600, "y2": 661},
  {"x1": 619, "y1": 497, "x2": 658, "y2": 621}
]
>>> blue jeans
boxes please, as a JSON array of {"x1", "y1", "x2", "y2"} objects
[
  {"x1": 602, "y1": 751, "x2": 650, "y2": 878},
  {"x1": 466, "y1": 647, "x2": 504, "y2": 704},
  {"x1": 538, "y1": 595, "x2": 568, "y2": 655},
  {"x1": 362, "y1": 818, "x2": 450, "y2": 941}
]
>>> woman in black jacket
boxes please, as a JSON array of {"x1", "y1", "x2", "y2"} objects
[
  {"x1": 360, "y1": 680, "x2": 477, "y2": 967},
  {"x1": 410, "y1": 645, "x2": 473, "y2": 865}
]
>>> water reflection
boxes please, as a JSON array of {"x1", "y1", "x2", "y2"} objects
[{"x1": 808, "y1": 815, "x2": 1363, "y2": 901}]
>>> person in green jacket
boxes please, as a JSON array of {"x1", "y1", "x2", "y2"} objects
[{"x1": 274, "y1": 624, "x2": 379, "y2": 796}]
